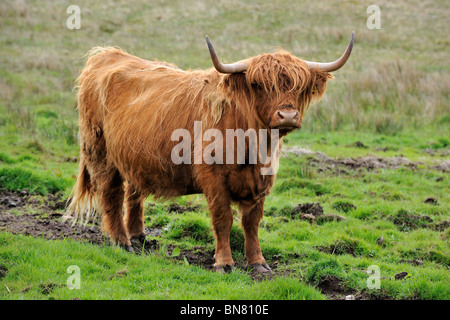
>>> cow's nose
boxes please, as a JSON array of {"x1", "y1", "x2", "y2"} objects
[{"x1": 276, "y1": 110, "x2": 299, "y2": 127}]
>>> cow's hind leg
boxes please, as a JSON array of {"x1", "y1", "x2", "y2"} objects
[
  {"x1": 125, "y1": 183, "x2": 146, "y2": 244},
  {"x1": 78, "y1": 119, "x2": 130, "y2": 250},
  {"x1": 240, "y1": 199, "x2": 271, "y2": 273},
  {"x1": 96, "y1": 169, "x2": 132, "y2": 251}
]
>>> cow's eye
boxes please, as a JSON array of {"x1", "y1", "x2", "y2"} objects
[{"x1": 251, "y1": 82, "x2": 263, "y2": 90}]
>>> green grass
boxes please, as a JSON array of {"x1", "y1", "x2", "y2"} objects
[
  {"x1": 0, "y1": 232, "x2": 324, "y2": 300},
  {"x1": 0, "y1": 0, "x2": 449, "y2": 300},
  {"x1": 0, "y1": 167, "x2": 69, "y2": 195}
]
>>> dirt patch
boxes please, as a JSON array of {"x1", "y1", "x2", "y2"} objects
[
  {"x1": 394, "y1": 272, "x2": 409, "y2": 281},
  {"x1": 132, "y1": 238, "x2": 216, "y2": 271},
  {"x1": 431, "y1": 220, "x2": 450, "y2": 232},
  {"x1": 315, "y1": 275, "x2": 393, "y2": 300},
  {"x1": 388, "y1": 210, "x2": 434, "y2": 231},
  {"x1": 0, "y1": 190, "x2": 67, "y2": 212},
  {"x1": 173, "y1": 247, "x2": 216, "y2": 271},
  {"x1": 146, "y1": 226, "x2": 162, "y2": 237},
  {"x1": 333, "y1": 156, "x2": 420, "y2": 171},
  {"x1": 108, "y1": 267, "x2": 128, "y2": 280},
  {"x1": 45, "y1": 193, "x2": 67, "y2": 210},
  {"x1": 350, "y1": 141, "x2": 368, "y2": 149},
  {"x1": 315, "y1": 214, "x2": 346, "y2": 224},
  {"x1": 291, "y1": 202, "x2": 324, "y2": 217},
  {"x1": 0, "y1": 264, "x2": 7, "y2": 279},
  {"x1": 387, "y1": 209, "x2": 449, "y2": 232},
  {"x1": 423, "y1": 147, "x2": 450, "y2": 157},
  {"x1": 401, "y1": 248, "x2": 449, "y2": 266},
  {"x1": 357, "y1": 289, "x2": 394, "y2": 300},
  {"x1": 40, "y1": 283, "x2": 61, "y2": 295},
  {"x1": 0, "y1": 190, "x2": 31, "y2": 208},
  {"x1": 430, "y1": 160, "x2": 450, "y2": 172},
  {"x1": 423, "y1": 197, "x2": 438, "y2": 205},
  {"x1": 0, "y1": 190, "x2": 106, "y2": 245},
  {"x1": 0, "y1": 211, "x2": 105, "y2": 245},
  {"x1": 133, "y1": 238, "x2": 278, "y2": 280},
  {"x1": 311, "y1": 154, "x2": 423, "y2": 174},
  {"x1": 290, "y1": 203, "x2": 345, "y2": 224},
  {"x1": 400, "y1": 259, "x2": 424, "y2": 266},
  {"x1": 316, "y1": 275, "x2": 355, "y2": 299},
  {"x1": 166, "y1": 203, "x2": 202, "y2": 214},
  {"x1": 316, "y1": 239, "x2": 358, "y2": 257},
  {"x1": 285, "y1": 147, "x2": 450, "y2": 173}
]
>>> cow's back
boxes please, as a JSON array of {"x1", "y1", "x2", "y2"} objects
[{"x1": 76, "y1": 47, "x2": 216, "y2": 197}]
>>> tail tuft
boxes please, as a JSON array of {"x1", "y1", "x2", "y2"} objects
[{"x1": 63, "y1": 160, "x2": 98, "y2": 225}]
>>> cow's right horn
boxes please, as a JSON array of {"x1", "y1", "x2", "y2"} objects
[
  {"x1": 303, "y1": 31, "x2": 355, "y2": 72},
  {"x1": 206, "y1": 36, "x2": 248, "y2": 74}
]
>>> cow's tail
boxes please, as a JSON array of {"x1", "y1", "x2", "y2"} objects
[{"x1": 63, "y1": 158, "x2": 98, "y2": 225}]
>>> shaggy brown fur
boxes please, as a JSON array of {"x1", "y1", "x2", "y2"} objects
[{"x1": 65, "y1": 46, "x2": 331, "y2": 270}]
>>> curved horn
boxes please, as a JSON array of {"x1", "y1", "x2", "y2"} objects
[
  {"x1": 304, "y1": 31, "x2": 355, "y2": 72},
  {"x1": 206, "y1": 35, "x2": 248, "y2": 73}
]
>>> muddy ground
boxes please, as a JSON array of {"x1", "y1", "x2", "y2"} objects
[
  {"x1": 0, "y1": 190, "x2": 104, "y2": 245},
  {"x1": 1, "y1": 147, "x2": 448, "y2": 300},
  {"x1": 0, "y1": 189, "x2": 382, "y2": 299},
  {"x1": 284, "y1": 146, "x2": 450, "y2": 174},
  {"x1": 0, "y1": 190, "x2": 269, "y2": 276}
]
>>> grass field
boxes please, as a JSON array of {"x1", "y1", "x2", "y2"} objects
[{"x1": 0, "y1": 0, "x2": 449, "y2": 300}]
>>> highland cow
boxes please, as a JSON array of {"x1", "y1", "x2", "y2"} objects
[{"x1": 65, "y1": 33, "x2": 354, "y2": 273}]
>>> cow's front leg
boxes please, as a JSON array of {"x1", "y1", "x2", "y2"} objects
[
  {"x1": 195, "y1": 165, "x2": 234, "y2": 272},
  {"x1": 203, "y1": 189, "x2": 234, "y2": 271},
  {"x1": 210, "y1": 199, "x2": 234, "y2": 271},
  {"x1": 240, "y1": 199, "x2": 272, "y2": 273}
]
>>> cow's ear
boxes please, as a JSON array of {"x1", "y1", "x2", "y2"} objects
[
  {"x1": 311, "y1": 70, "x2": 333, "y2": 98},
  {"x1": 223, "y1": 73, "x2": 249, "y2": 94},
  {"x1": 221, "y1": 73, "x2": 254, "y2": 115}
]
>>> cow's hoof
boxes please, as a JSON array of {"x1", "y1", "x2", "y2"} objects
[
  {"x1": 214, "y1": 265, "x2": 235, "y2": 274},
  {"x1": 248, "y1": 263, "x2": 272, "y2": 273},
  {"x1": 130, "y1": 233, "x2": 147, "y2": 245},
  {"x1": 121, "y1": 244, "x2": 134, "y2": 252}
]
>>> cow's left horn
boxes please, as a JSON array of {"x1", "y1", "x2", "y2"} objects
[
  {"x1": 206, "y1": 36, "x2": 248, "y2": 74},
  {"x1": 304, "y1": 31, "x2": 355, "y2": 72}
]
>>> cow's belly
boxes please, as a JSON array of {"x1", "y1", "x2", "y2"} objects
[
  {"x1": 117, "y1": 160, "x2": 200, "y2": 197},
  {"x1": 151, "y1": 165, "x2": 201, "y2": 197}
]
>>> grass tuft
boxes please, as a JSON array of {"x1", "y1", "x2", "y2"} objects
[{"x1": 0, "y1": 167, "x2": 68, "y2": 195}]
